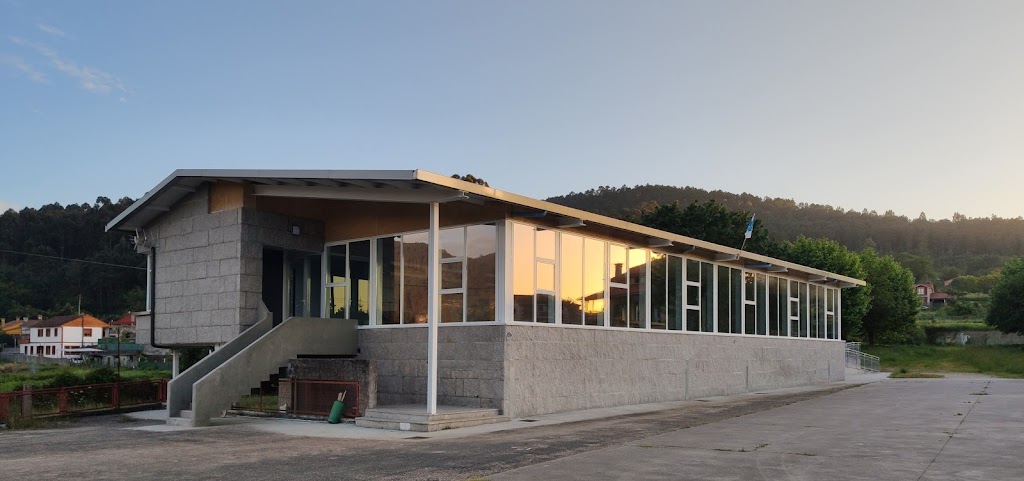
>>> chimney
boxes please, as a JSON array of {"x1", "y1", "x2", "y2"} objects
[
  {"x1": 614, "y1": 263, "x2": 624, "y2": 278},
  {"x1": 37, "y1": 315, "x2": 43, "y2": 320}
]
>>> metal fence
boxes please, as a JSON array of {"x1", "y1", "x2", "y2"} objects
[
  {"x1": 0, "y1": 379, "x2": 167, "y2": 423},
  {"x1": 233, "y1": 379, "x2": 360, "y2": 419},
  {"x1": 845, "y1": 343, "x2": 880, "y2": 372}
]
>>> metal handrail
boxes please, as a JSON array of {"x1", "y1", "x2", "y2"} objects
[{"x1": 844, "y1": 345, "x2": 880, "y2": 372}]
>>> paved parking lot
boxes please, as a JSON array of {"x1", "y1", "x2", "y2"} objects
[{"x1": 0, "y1": 376, "x2": 1020, "y2": 480}]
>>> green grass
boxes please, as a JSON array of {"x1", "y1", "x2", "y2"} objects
[
  {"x1": 0, "y1": 362, "x2": 170, "y2": 392},
  {"x1": 863, "y1": 345, "x2": 1024, "y2": 378}
]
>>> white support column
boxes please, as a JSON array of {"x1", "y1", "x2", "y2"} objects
[
  {"x1": 426, "y1": 202, "x2": 440, "y2": 415},
  {"x1": 171, "y1": 350, "x2": 181, "y2": 378}
]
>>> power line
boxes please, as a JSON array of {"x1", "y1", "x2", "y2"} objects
[{"x1": 0, "y1": 248, "x2": 147, "y2": 271}]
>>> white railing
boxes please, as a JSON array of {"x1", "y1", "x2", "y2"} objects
[{"x1": 845, "y1": 342, "x2": 880, "y2": 372}]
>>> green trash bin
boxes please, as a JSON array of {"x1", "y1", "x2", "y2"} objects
[{"x1": 328, "y1": 400, "x2": 345, "y2": 424}]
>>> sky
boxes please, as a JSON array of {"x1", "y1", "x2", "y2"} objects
[{"x1": 2, "y1": 1, "x2": 1023, "y2": 220}]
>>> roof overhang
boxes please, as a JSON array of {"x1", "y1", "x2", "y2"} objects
[{"x1": 106, "y1": 169, "x2": 867, "y2": 287}]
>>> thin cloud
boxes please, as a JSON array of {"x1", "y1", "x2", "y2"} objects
[
  {"x1": 36, "y1": 23, "x2": 68, "y2": 38},
  {"x1": 0, "y1": 53, "x2": 48, "y2": 83},
  {"x1": 8, "y1": 36, "x2": 127, "y2": 95}
]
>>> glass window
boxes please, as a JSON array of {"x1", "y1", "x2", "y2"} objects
[
  {"x1": 756, "y1": 274, "x2": 767, "y2": 336},
  {"x1": 440, "y1": 227, "x2": 465, "y2": 259},
  {"x1": 584, "y1": 238, "x2": 605, "y2": 326},
  {"x1": 537, "y1": 262, "x2": 555, "y2": 292},
  {"x1": 768, "y1": 276, "x2": 780, "y2": 336},
  {"x1": 442, "y1": 262, "x2": 463, "y2": 290},
  {"x1": 349, "y1": 240, "x2": 371, "y2": 324},
  {"x1": 561, "y1": 234, "x2": 584, "y2": 325},
  {"x1": 466, "y1": 225, "x2": 496, "y2": 322},
  {"x1": 609, "y1": 286, "x2": 627, "y2": 327},
  {"x1": 608, "y1": 244, "x2": 628, "y2": 328},
  {"x1": 536, "y1": 293, "x2": 556, "y2": 324},
  {"x1": 327, "y1": 286, "x2": 347, "y2": 319},
  {"x1": 651, "y1": 254, "x2": 667, "y2": 330},
  {"x1": 717, "y1": 266, "x2": 731, "y2": 333},
  {"x1": 536, "y1": 229, "x2": 557, "y2": 261},
  {"x1": 701, "y1": 261, "x2": 714, "y2": 332},
  {"x1": 328, "y1": 245, "x2": 347, "y2": 284},
  {"x1": 512, "y1": 224, "x2": 535, "y2": 322},
  {"x1": 667, "y1": 256, "x2": 683, "y2": 331},
  {"x1": 375, "y1": 238, "x2": 400, "y2": 324},
  {"x1": 403, "y1": 232, "x2": 429, "y2": 324},
  {"x1": 628, "y1": 249, "x2": 647, "y2": 329},
  {"x1": 441, "y1": 293, "x2": 463, "y2": 323}
]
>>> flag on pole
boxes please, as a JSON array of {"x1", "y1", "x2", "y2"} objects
[{"x1": 744, "y1": 214, "x2": 756, "y2": 239}]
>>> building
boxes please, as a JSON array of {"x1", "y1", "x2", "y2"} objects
[
  {"x1": 106, "y1": 169, "x2": 864, "y2": 428},
  {"x1": 110, "y1": 312, "x2": 137, "y2": 341},
  {"x1": 19, "y1": 314, "x2": 109, "y2": 359},
  {"x1": 914, "y1": 282, "x2": 953, "y2": 307}
]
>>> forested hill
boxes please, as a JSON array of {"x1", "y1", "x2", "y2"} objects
[
  {"x1": 547, "y1": 185, "x2": 1024, "y2": 278},
  {"x1": 0, "y1": 198, "x2": 145, "y2": 321}
]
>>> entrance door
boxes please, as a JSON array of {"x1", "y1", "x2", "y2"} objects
[
  {"x1": 286, "y1": 251, "x2": 322, "y2": 319},
  {"x1": 264, "y1": 248, "x2": 321, "y2": 326}
]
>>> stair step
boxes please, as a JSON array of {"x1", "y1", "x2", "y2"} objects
[
  {"x1": 166, "y1": 416, "x2": 193, "y2": 427},
  {"x1": 180, "y1": 409, "x2": 194, "y2": 419},
  {"x1": 356, "y1": 406, "x2": 507, "y2": 432}
]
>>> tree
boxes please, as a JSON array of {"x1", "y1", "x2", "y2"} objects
[
  {"x1": 859, "y1": 248, "x2": 919, "y2": 344},
  {"x1": 634, "y1": 201, "x2": 779, "y2": 255},
  {"x1": 778, "y1": 237, "x2": 869, "y2": 340},
  {"x1": 986, "y1": 258, "x2": 1024, "y2": 335}
]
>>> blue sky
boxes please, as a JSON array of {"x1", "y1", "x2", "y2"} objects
[{"x1": 2, "y1": 1, "x2": 1023, "y2": 220}]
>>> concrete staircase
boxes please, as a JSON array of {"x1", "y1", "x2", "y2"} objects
[
  {"x1": 356, "y1": 405, "x2": 507, "y2": 432},
  {"x1": 166, "y1": 308, "x2": 358, "y2": 427}
]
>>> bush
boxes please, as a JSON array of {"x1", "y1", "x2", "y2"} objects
[
  {"x1": 48, "y1": 371, "x2": 84, "y2": 388},
  {"x1": 83, "y1": 367, "x2": 118, "y2": 385}
]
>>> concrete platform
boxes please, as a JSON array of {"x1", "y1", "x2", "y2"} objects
[
  {"x1": 490, "y1": 377, "x2": 1024, "y2": 480},
  {"x1": 355, "y1": 405, "x2": 507, "y2": 431}
]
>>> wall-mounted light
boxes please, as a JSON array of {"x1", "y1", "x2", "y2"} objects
[{"x1": 290, "y1": 224, "x2": 301, "y2": 236}]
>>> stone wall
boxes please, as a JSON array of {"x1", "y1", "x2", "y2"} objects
[
  {"x1": 146, "y1": 186, "x2": 247, "y2": 346},
  {"x1": 142, "y1": 186, "x2": 325, "y2": 346},
  {"x1": 356, "y1": 326, "x2": 504, "y2": 409},
  {"x1": 502, "y1": 325, "x2": 844, "y2": 418}
]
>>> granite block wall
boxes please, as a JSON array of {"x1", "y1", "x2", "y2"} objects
[
  {"x1": 141, "y1": 186, "x2": 325, "y2": 346},
  {"x1": 357, "y1": 326, "x2": 504, "y2": 410},
  {"x1": 501, "y1": 325, "x2": 845, "y2": 418},
  {"x1": 146, "y1": 186, "x2": 248, "y2": 346}
]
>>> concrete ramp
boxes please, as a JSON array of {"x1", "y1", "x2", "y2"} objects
[{"x1": 169, "y1": 309, "x2": 357, "y2": 427}]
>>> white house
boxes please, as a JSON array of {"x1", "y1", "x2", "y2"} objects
[{"x1": 20, "y1": 314, "x2": 109, "y2": 359}]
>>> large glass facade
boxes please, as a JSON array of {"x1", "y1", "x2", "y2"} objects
[
  {"x1": 506, "y1": 221, "x2": 844, "y2": 340},
  {"x1": 324, "y1": 219, "x2": 845, "y2": 340},
  {"x1": 327, "y1": 224, "x2": 497, "y2": 326}
]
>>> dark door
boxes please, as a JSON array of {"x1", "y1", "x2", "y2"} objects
[{"x1": 262, "y1": 248, "x2": 284, "y2": 326}]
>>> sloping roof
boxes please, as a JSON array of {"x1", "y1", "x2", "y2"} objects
[
  {"x1": 1, "y1": 319, "x2": 25, "y2": 335},
  {"x1": 107, "y1": 169, "x2": 866, "y2": 287},
  {"x1": 111, "y1": 313, "x2": 135, "y2": 326},
  {"x1": 31, "y1": 314, "x2": 109, "y2": 329}
]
